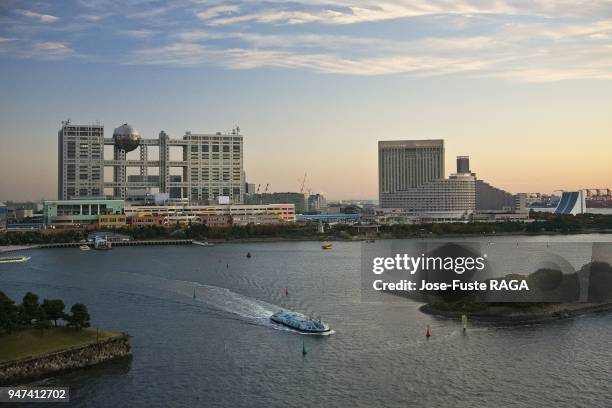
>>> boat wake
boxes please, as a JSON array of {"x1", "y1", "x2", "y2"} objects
[{"x1": 126, "y1": 273, "x2": 333, "y2": 335}]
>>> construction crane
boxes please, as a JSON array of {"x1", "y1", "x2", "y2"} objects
[
  {"x1": 585, "y1": 188, "x2": 612, "y2": 197},
  {"x1": 298, "y1": 172, "x2": 307, "y2": 194}
]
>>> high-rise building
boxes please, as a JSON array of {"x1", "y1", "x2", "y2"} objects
[
  {"x1": 183, "y1": 131, "x2": 244, "y2": 204},
  {"x1": 378, "y1": 139, "x2": 444, "y2": 208},
  {"x1": 57, "y1": 121, "x2": 104, "y2": 200},
  {"x1": 58, "y1": 122, "x2": 244, "y2": 204},
  {"x1": 308, "y1": 193, "x2": 327, "y2": 213},
  {"x1": 456, "y1": 156, "x2": 470, "y2": 174}
]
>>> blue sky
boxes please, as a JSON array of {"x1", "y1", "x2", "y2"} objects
[{"x1": 1, "y1": 0, "x2": 612, "y2": 200}]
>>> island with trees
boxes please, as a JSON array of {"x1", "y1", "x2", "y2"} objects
[{"x1": 0, "y1": 291, "x2": 130, "y2": 385}]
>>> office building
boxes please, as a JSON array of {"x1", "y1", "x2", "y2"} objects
[
  {"x1": 57, "y1": 121, "x2": 104, "y2": 200},
  {"x1": 308, "y1": 193, "x2": 327, "y2": 212},
  {"x1": 379, "y1": 139, "x2": 444, "y2": 207},
  {"x1": 58, "y1": 121, "x2": 244, "y2": 204}
]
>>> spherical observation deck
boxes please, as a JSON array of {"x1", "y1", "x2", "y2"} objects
[{"x1": 112, "y1": 123, "x2": 141, "y2": 152}]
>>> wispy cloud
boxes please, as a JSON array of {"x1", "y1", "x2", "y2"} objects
[
  {"x1": 16, "y1": 9, "x2": 59, "y2": 23},
  {"x1": 2, "y1": 0, "x2": 612, "y2": 82},
  {"x1": 194, "y1": 1, "x2": 612, "y2": 26},
  {"x1": 79, "y1": 14, "x2": 105, "y2": 22},
  {"x1": 117, "y1": 29, "x2": 158, "y2": 39},
  {"x1": 0, "y1": 39, "x2": 74, "y2": 59},
  {"x1": 131, "y1": 41, "x2": 494, "y2": 76}
]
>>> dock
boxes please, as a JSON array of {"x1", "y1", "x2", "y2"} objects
[{"x1": 35, "y1": 239, "x2": 195, "y2": 249}]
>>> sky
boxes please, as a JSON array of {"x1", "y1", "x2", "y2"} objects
[{"x1": 1, "y1": 0, "x2": 612, "y2": 201}]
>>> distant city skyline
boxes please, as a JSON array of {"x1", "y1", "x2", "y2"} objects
[{"x1": 2, "y1": 1, "x2": 612, "y2": 201}]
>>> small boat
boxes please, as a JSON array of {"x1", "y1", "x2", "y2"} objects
[
  {"x1": 321, "y1": 243, "x2": 333, "y2": 250},
  {"x1": 79, "y1": 245, "x2": 90, "y2": 251},
  {"x1": 270, "y1": 310, "x2": 331, "y2": 334},
  {"x1": 0, "y1": 256, "x2": 31, "y2": 264}
]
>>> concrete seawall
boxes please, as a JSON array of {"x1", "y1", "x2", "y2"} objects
[{"x1": 0, "y1": 333, "x2": 131, "y2": 385}]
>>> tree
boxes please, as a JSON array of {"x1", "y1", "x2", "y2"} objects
[
  {"x1": 0, "y1": 291, "x2": 18, "y2": 333},
  {"x1": 42, "y1": 299, "x2": 66, "y2": 327},
  {"x1": 35, "y1": 308, "x2": 51, "y2": 329},
  {"x1": 19, "y1": 292, "x2": 40, "y2": 326},
  {"x1": 68, "y1": 303, "x2": 90, "y2": 329}
]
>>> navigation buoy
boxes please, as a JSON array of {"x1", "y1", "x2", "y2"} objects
[
  {"x1": 302, "y1": 340, "x2": 307, "y2": 356},
  {"x1": 284, "y1": 287, "x2": 289, "y2": 297},
  {"x1": 193, "y1": 288, "x2": 196, "y2": 300},
  {"x1": 461, "y1": 314, "x2": 468, "y2": 332},
  {"x1": 246, "y1": 252, "x2": 252, "y2": 258},
  {"x1": 426, "y1": 325, "x2": 431, "y2": 338}
]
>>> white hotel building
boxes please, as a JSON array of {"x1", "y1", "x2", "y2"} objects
[{"x1": 378, "y1": 139, "x2": 476, "y2": 221}]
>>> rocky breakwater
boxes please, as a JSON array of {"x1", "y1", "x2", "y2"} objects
[{"x1": 0, "y1": 333, "x2": 131, "y2": 385}]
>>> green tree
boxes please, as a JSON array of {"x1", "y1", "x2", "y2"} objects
[
  {"x1": 19, "y1": 292, "x2": 40, "y2": 326},
  {"x1": 0, "y1": 291, "x2": 19, "y2": 333},
  {"x1": 35, "y1": 308, "x2": 51, "y2": 329},
  {"x1": 68, "y1": 303, "x2": 91, "y2": 329},
  {"x1": 42, "y1": 299, "x2": 66, "y2": 327}
]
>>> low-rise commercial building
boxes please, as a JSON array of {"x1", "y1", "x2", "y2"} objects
[
  {"x1": 126, "y1": 204, "x2": 295, "y2": 226},
  {"x1": 96, "y1": 214, "x2": 128, "y2": 229},
  {"x1": 245, "y1": 192, "x2": 307, "y2": 214},
  {"x1": 43, "y1": 199, "x2": 125, "y2": 229},
  {"x1": 296, "y1": 213, "x2": 362, "y2": 224}
]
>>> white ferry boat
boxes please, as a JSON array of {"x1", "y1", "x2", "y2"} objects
[{"x1": 270, "y1": 310, "x2": 331, "y2": 334}]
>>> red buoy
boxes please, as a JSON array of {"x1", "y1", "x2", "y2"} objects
[{"x1": 426, "y1": 325, "x2": 431, "y2": 338}]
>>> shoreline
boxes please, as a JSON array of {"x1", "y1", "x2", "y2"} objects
[
  {"x1": 206, "y1": 229, "x2": 612, "y2": 244},
  {"x1": 419, "y1": 302, "x2": 612, "y2": 324},
  {"x1": 0, "y1": 330, "x2": 131, "y2": 385},
  {"x1": 1, "y1": 230, "x2": 611, "y2": 252}
]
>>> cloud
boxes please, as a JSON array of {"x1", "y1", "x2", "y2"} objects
[
  {"x1": 130, "y1": 40, "x2": 493, "y2": 76},
  {"x1": 117, "y1": 29, "x2": 158, "y2": 39},
  {"x1": 16, "y1": 9, "x2": 60, "y2": 23},
  {"x1": 194, "y1": 1, "x2": 612, "y2": 26},
  {"x1": 0, "y1": 39, "x2": 74, "y2": 59},
  {"x1": 195, "y1": 4, "x2": 240, "y2": 20},
  {"x1": 2, "y1": 0, "x2": 612, "y2": 82},
  {"x1": 79, "y1": 14, "x2": 105, "y2": 22}
]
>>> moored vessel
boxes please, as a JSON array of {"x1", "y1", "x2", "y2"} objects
[
  {"x1": 0, "y1": 256, "x2": 31, "y2": 264},
  {"x1": 321, "y1": 243, "x2": 333, "y2": 250},
  {"x1": 270, "y1": 310, "x2": 331, "y2": 334}
]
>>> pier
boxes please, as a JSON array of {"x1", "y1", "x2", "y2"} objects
[{"x1": 36, "y1": 239, "x2": 195, "y2": 249}]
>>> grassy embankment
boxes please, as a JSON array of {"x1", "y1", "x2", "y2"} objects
[{"x1": 0, "y1": 327, "x2": 122, "y2": 362}]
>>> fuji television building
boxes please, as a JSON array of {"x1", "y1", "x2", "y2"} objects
[{"x1": 58, "y1": 121, "x2": 244, "y2": 205}]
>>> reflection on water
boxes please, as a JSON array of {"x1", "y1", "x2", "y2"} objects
[{"x1": 0, "y1": 235, "x2": 611, "y2": 408}]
